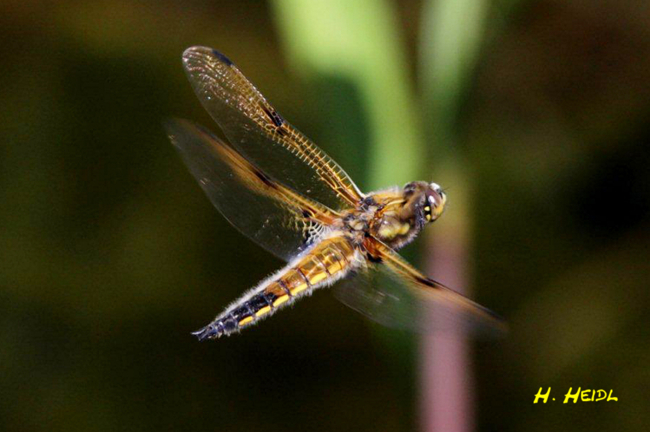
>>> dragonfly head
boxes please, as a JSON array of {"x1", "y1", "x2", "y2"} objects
[
  {"x1": 423, "y1": 182, "x2": 447, "y2": 223},
  {"x1": 402, "y1": 181, "x2": 447, "y2": 227}
]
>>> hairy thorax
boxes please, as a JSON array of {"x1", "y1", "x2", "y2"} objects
[{"x1": 339, "y1": 189, "x2": 423, "y2": 252}]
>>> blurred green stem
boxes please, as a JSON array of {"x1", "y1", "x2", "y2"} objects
[
  {"x1": 273, "y1": 1, "x2": 488, "y2": 431},
  {"x1": 419, "y1": 0, "x2": 489, "y2": 431},
  {"x1": 271, "y1": 0, "x2": 422, "y2": 190}
]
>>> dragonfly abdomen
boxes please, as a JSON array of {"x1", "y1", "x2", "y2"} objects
[{"x1": 193, "y1": 235, "x2": 357, "y2": 340}]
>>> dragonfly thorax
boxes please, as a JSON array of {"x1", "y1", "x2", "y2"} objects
[{"x1": 362, "y1": 181, "x2": 447, "y2": 250}]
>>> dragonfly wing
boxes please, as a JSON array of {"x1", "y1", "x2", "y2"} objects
[
  {"x1": 335, "y1": 238, "x2": 507, "y2": 336},
  {"x1": 166, "y1": 119, "x2": 340, "y2": 261},
  {"x1": 181, "y1": 46, "x2": 364, "y2": 210}
]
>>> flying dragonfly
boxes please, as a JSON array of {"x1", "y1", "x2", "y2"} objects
[{"x1": 165, "y1": 46, "x2": 505, "y2": 340}]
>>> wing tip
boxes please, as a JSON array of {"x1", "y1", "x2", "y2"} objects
[
  {"x1": 182, "y1": 46, "x2": 234, "y2": 67},
  {"x1": 211, "y1": 49, "x2": 234, "y2": 66},
  {"x1": 483, "y1": 309, "x2": 509, "y2": 338},
  {"x1": 455, "y1": 297, "x2": 509, "y2": 338},
  {"x1": 162, "y1": 118, "x2": 215, "y2": 145},
  {"x1": 162, "y1": 116, "x2": 183, "y2": 131},
  {"x1": 162, "y1": 117, "x2": 190, "y2": 146}
]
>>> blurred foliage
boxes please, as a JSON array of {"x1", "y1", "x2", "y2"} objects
[
  {"x1": 272, "y1": 0, "x2": 422, "y2": 385},
  {"x1": 1, "y1": 1, "x2": 649, "y2": 432}
]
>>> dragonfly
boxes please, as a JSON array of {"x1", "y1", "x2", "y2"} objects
[{"x1": 165, "y1": 46, "x2": 505, "y2": 340}]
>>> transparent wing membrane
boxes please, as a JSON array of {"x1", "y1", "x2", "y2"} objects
[
  {"x1": 335, "y1": 239, "x2": 507, "y2": 337},
  {"x1": 182, "y1": 46, "x2": 364, "y2": 210},
  {"x1": 166, "y1": 119, "x2": 339, "y2": 261}
]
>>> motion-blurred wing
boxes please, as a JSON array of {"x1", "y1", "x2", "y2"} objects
[
  {"x1": 166, "y1": 119, "x2": 340, "y2": 261},
  {"x1": 335, "y1": 238, "x2": 506, "y2": 336},
  {"x1": 181, "y1": 46, "x2": 364, "y2": 210}
]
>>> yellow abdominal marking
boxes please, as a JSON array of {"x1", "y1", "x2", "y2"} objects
[
  {"x1": 255, "y1": 306, "x2": 271, "y2": 317},
  {"x1": 273, "y1": 295, "x2": 290, "y2": 307},
  {"x1": 327, "y1": 260, "x2": 342, "y2": 273},
  {"x1": 308, "y1": 272, "x2": 327, "y2": 285},
  {"x1": 290, "y1": 283, "x2": 308, "y2": 296},
  {"x1": 239, "y1": 316, "x2": 254, "y2": 326}
]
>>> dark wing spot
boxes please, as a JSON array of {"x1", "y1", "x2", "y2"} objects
[
  {"x1": 415, "y1": 275, "x2": 436, "y2": 288},
  {"x1": 253, "y1": 168, "x2": 277, "y2": 189},
  {"x1": 212, "y1": 49, "x2": 234, "y2": 66},
  {"x1": 367, "y1": 253, "x2": 383, "y2": 264},
  {"x1": 262, "y1": 107, "x2": 285, "y2": 127}
]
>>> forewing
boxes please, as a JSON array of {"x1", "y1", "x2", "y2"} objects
[
  {"x1": 181, "y1": 46, "x2": 364, "y2": 210},
  {"x1": 166, "y1": 119, "x2": 339, "y2": 261},
  {"x1": 335, "y1": 239, "x2": 506, "y2": 336}
]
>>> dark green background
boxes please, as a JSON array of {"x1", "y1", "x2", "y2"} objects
[{"x1": 1, "y1": 1, "x2": 648, "y2": 431}]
